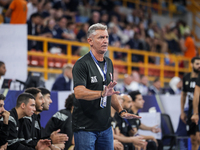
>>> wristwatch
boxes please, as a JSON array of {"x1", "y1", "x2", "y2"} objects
[{"x1": 119, "y1": 109, "x2": 127, "y2": 116}]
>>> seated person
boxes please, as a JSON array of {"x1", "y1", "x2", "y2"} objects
[
  {"x1": 113, "y1": 95, "x2": 146, "y2": 150},
  {"x1": 128, "y1": 91, "x2": 163, "y2": 150},
  {"x1": 7, "y1": 93, "x2": 51, "y2": 150},
  {"x1": 23, "y1": 87, "x2": 68, "y2": 149},
  {"x1": 45, "y1": 93, "x2": 75, "y2": 150},
  {"x1": 52, "y1": 64, "x2": 73, "y2": 91},
  {"x1": 0, "y1": 94, "x2": 10, "y2": 150}
]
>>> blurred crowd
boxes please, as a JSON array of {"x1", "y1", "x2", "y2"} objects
[{"x1": 0, "y1": 0, "x2": 196, "y2": 66}]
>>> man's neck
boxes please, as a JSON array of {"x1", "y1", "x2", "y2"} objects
[
  {"x1": 191, "y1": 71, "x2": 199, "y2": 78},
  {"x1": 131, "y1": 106, "x2": 138, "y2": 114},
  {"x1": 15, "y1": 108, "x2": 25, "y2": 119},
  {"x1": 91, "y1": 49, "x2": 104, "y2": 61}
]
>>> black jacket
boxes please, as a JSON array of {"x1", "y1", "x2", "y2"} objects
[
  {"x1": 7, "y1": 108, "x2": 34, "y2": 150},
  {"x1": 45, "y1": 109, "x2": 73, "y2": 150},
  {"x1": 0, "y1": 118, "x2": 9, "y2": 146}
]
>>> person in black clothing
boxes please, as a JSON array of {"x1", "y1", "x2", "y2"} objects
[
  {"x1": 0, "y1": 94, "x2": 10, "y2": 149},
  {"x1": 113, "y1": 94, "x2": 146, "y2": 150},
  {"x1": 72, "y1": 23, "x2": 140, "y2": 150},
  {"x1": 182, "y1": 57, "x2": 200, "y2": 150},
  {"x1": 128, "y1": 91, "x2": 163, "y2": 150},
  {"x1": 45, "y1": 93, "x2": 74, "y2": 150},
  {"x1": 37, "y1": 87, "x2": 52, "y2": 111},
  {"x1": 7, "y1": 93, "x2": 51, "y2": 150},
  {"x1": 23, "y1": 87, "x2": 68, "y2": 149}
]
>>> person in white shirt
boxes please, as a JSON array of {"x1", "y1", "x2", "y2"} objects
[{"x1": 0, "y1": 61, "x2": 6, "y2": 89}]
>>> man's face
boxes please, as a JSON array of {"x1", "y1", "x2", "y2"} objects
[
  {"x1": 0, "y1": 100, "x2": 5, "y2": 119},
  {"x1": 154, "y1": 81, "x2": 161, "y2": 90},
  {"x1": 0, "y1": 64, "x2": 6, "y2": 76},
  {"x1": 122, "y1": 95, "x2": 132, "y2": 111},
  {"x1": 43, "y1": 93, "x2": 52, "y2": 110},
  {"x1": 35, "y1": 92, "x2": 44, "y2": 112},
  {"x1": 88, "y1": 30, "x2": 109, "y2": 54},
  {"x1": 192, "y1": 60, "x2": 200, "y2": 73},
  {"x1": 65, "y1": 68, "x2": 73, "y2": 79},
  {"x1": 59, "y1": 18, "x2": 67, "y2": 29},
  {"x1": 24, "y1": 99, "x2": 36, "y2": 117},
  {"x1": 132, "y1": 94, "x2": 144, "y2": 109}
]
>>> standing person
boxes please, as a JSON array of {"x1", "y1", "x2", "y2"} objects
[
  {"x1": 0, "y1": 61, "x2": 6, "y2": 89},
  {"x1": 7, "y1": 93, "x2": 51, "y2": 150},
  {"x1": 180, "y1": 57, "x2": 200, "y2": 150},
  {"x1": 5, "y1": 0, "x2": 27, "y2": 24},
  {"x1": 72, "y1": 23, "x2": 140, "y2": 150},
  {"x1": 0, "y1": 94, "x2": 10, "y2": 149}
]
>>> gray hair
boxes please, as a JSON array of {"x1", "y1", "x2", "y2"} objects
[
  {"x1": 87, "y1": 23, "x2": 107, "y2": 38},
  {"x1": 63, "y1": 63, "x2": 73, "y2": 73}
]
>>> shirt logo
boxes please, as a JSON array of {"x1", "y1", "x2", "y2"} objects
[
  {"x1": 185, "y1": 81, "x2": 189, "y2": 85},
  {"x1": 91, "y1": 76, "x2": 97, "y2": 83}
]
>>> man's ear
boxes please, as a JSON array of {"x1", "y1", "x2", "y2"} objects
[
  {"x1": 87, "y1": 37, "x2": 93, "y2": 46},
  {"x1": 21, "y1": 103, "x2": 25, "y2": 109}
]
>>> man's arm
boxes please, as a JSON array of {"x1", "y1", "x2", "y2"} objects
[
  {"x1": 74, "y1": 81, "x2": 119, "y2": 100},
  {"x1": 180, "y1": 91, "x2": 187, "y2": 124},
  {"x1": 139, "y1": 124, "x2": 160, "y2": 133},
  {"x1": 191, "y1": 85, "x2": 200, "y2": 125},
  {"x1": 5, "y1": 8, "x2": 12, "y2": 17}
]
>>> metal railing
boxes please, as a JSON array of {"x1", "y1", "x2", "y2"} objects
[{"x1": 27, "y1": 35, "x2": 191, "y2": 86}]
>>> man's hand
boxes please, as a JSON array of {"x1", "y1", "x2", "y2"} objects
[
  {"x1": 180, "y1": 112, "x2": 187, "y2": 124},
  {"x1": 191, "y1": 114, "x2": 199, "y2": 125},
  {"x1": 150, "y1": 125, "x2": 161, "y2": 133},
  {"x1": 120, "y1": 112, "x2": 141, "y2": 119},
  {"x1": 52, "y1": 144, "x2": 65, "y2": 150},
  {"x1": 50, "y1": 129, "x2": 68, "y2": 144},
  {"x1": 2, "y1": 110, "x2": 10, "y2": 124},
  {"x1": 113, "y1": 140, "x2": 123, "y2": 150},
  {"x1": 102, "y1": 81, "x2": 120, "y2": 97},
  {"x1": 131, "y1": 136, "x2": 146, "y2": 147},
  {"x1": 0, "y1": 142, "x2": 8, "y2": 150},
  {"x1": 36, "y1": 139, "x2": 51, "y2": 150}
]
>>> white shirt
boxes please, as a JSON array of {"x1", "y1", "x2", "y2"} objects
[
  {"x1": 27, "y1": 2, "x2": 38, "y2": 20},
  {"x1": 64, "y1": 76, "x2": 73, "y2": 91}
]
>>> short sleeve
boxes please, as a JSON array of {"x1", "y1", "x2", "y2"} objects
[
  {"x1": 72, "y1": 60, "x2": 88, "y2": 88},
  {"x1": 196, "y1": 74, "x2": 200, "y2": 87},
  {"x1": 9, "y1": 0, "x2": 15, "y2": 10}
]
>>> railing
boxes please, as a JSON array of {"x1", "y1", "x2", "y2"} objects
[{"x1": 27, "y1": 35, "x2": 191, "y2": 87}]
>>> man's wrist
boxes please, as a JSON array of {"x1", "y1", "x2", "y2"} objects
[
  {"x1": 193, "y1": 113, "x2": 199, "y2": 115},
  {"x1": 119, "y1": 109, "x2": 127, "y2": 116}
]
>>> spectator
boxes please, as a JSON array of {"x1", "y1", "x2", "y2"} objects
[
  {"x1": 128, "y1": 91, "x2": 163, "y2": 150},
  {"x1": 45, "y1": 93, "x2": 75, "y2": 150},
  {"x1": 100, "y1": 11, "x2": 109, "y2": 25},
  {"x1": 139, "y1": 75, "x2": 149, "y2": 95},
  {"x1": 0, "y1": 94, "x2": 10, "y2": 149},
  {"x1": 116, "y1": 74, "x2": 133, "y2": 94},
  {"x1": 148, "y1": 77, "x2": 163, "y2": 95},
  {"x1": 0, "y1": 61, "x2": 6, "y2": 89},
  {"x1": 27, "y1": 13, "x2": 43, "y2": 50},
  {"x1": 128, "y1": 71, "x2": 140, "y2": 91},
  {"x1": 87, "y1": 11, "x2": 100, "y2": 26},
  {"x1": 5, "y1": 0, "x2": 27, "y2": 24},
  {"x1": 52, "y1": 64, "x2": 73, "y2": 91},
  {"x1": 76, "y1": 23, "x2": 89, "y2": 42},
  {"x1": 113, "y1": 94, "x2": 146, "y2": 150},
  {"x1": 181, "y1": 29, "x2": 196, "y2": 59},
  {"x1": 7, "y1": 93, "x2": 51, "y2": 150},
  {"x1": 26, "y1": 0, "x2": 38, "y2": 21},
  {"x1": 167, "y1": 76, "x2": 182, "y2": 94}
]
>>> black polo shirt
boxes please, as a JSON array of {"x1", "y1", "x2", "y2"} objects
[{"x1": 72, "y1": 52, "x2": 113, "y2": 132}]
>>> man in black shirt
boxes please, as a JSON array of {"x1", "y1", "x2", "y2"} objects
[
  {"x1": 0, "y1": 94, "x2": 10, "y2": 149},
  {"x1": 45, "y1": 93, "x2": 74, "y2": 150},
  {"x1": 181, "y1": 57, "x2": 200, "y2": 150},
  {"x1": 128, "y1": 91, "x2": 162, "y2": 150},
  {"x1": 72, "y1": 23, "x2": 140, "y2": 150},
  {"x1": 7, "y1": 93, "x2": 51, "y2": 150}
]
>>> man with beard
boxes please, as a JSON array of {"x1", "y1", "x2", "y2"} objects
[
  {"x1": 37, "y1": 87, "x2": 52, "y2": 111},
  {"x1": 0, "y1": 94, "x2": 10, "y2": 149},
  {"x1": 23, "y1": 87, "x2": 68, "y2": 149},
  {"x1": 180, "y1": 57, "x2": 200, "y2": 150}
]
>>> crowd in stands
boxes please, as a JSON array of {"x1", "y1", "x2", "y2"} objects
[{"x1": 0, "y1": 0, "x2": 196, "y2": 65}]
